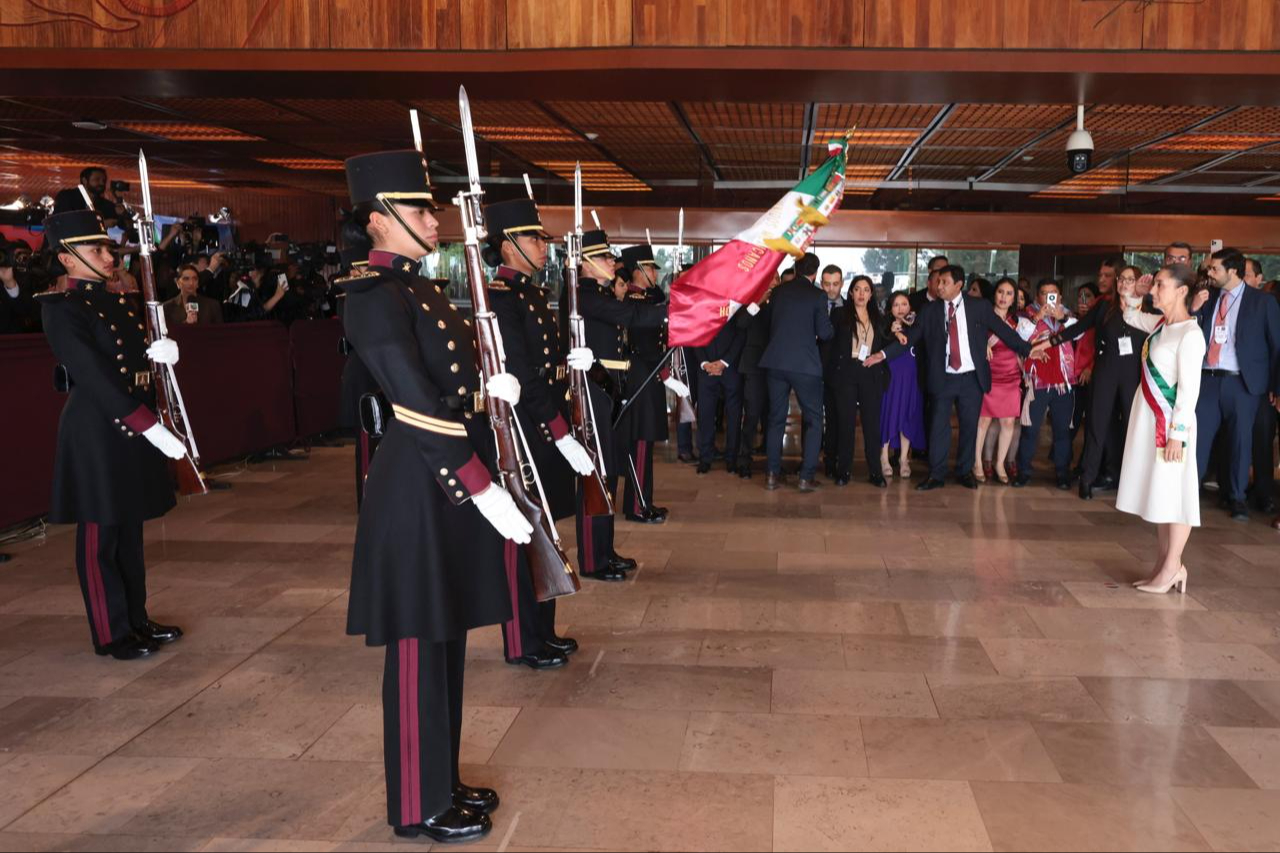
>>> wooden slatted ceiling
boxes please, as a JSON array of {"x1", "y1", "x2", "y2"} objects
[{"x1": 816, "y1": 104, "x2": 941, "y2": 131}]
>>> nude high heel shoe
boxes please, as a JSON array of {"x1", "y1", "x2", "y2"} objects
[
  {"x1": 1133, "y1": 564, "x2": 1184, "y2": 588},
  {"x1": 1136, "y1": 566, "x2": 1188, "y2": 595}
]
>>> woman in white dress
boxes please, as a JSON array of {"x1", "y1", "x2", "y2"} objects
[{"x1": 1114, "y1": 264, "x2": 1206, "y2": 595}]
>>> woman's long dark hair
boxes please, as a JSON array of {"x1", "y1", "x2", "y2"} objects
[
  {"x1": 993, "y1": 277, "x2": 1019, "y2": 327},
  {"x1": 847, "y1": 274, "x2": 882, "y2": 337}
]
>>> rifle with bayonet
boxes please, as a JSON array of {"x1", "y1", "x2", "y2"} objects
[
  {"x1": 453, "y1": 86, "x2": 579, "y2": 602},
  {"x1": 564, "y1": 164, "x2": 614, "y2": 517},
  {"x1": 134, "y1": 149, "x2": 207, "y2": 496}
]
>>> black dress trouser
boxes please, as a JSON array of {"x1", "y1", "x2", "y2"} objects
[
  {"x1": 382, "y1": 635, "x2": 465, "y2": 827},
  {"x1": 1249, "y1": 401, "x2": 1278, "y2": 505},
  {"x1": 697, "y1": 366, "x2": 744, "y2": 468},
  {"x1": 576, "y1": 380, "x2": 616, "y2": 575},
  {"x1": 1079, "y1": 359, "x2": 1139, "y2": 487},
  {"x1": 835, "y1": 369, "x2": 885, "y2": 479},
  {"x1": 75, "y1": 521, "x2": 148, "y2": 651},
  {"x1": 739, "y1": 370, "x2": 768, "y2": 465},
  {"x1": 927, "y1": 372, "x2": 984, "y2": 482},
  {"x1": 500, "y1": 539, "x2": 556, "y2": 660}
]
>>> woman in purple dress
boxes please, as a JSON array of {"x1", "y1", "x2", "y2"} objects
[{"x1": 879, "y1": 292, "x2": 926, "y2": 479}]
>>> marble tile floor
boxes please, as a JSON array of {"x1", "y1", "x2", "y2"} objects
[{"x1": 1, "y1": 446, "x2": 1280, "y2": 851}]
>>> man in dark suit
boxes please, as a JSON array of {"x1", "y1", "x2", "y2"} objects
[
  {"x1": 1195, "y1": 247, "x2": 1280, "y2": 522},
  {"x1": 734, "y1": 273, "x2": 779, "y2": 478},
  {"x1": 870, "y1": 264, "x2": 1045, "y2": 490},
  {"x1": 53, "y1": 167, "x2": 130, "y2": 230},
  {"x1": 694, "y1": 316, "x2": 747, "y2": 475},
  {"x1": 817, "y1": 264, "x2": 846, "y2": 478},
  {"x1": 1243, "y1": 257, "x2": 1279, "y2": 514},
  {"x1": 759, "y1": 252, "x2": 833, "y2": 492}
]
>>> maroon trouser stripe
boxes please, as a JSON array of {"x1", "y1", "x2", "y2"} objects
[
  {"x1": 83, "y1": 523, "x2": 112, "y2": 646},
  {"x1": 634, "y1": 441, "x2": 648, "y2": 515},
  {"x1": 398, "y1": 637, "x2": 422, "y2": 826},
  {"x1": 502, "y1": 539, "x2": 522, "y2": 657}
]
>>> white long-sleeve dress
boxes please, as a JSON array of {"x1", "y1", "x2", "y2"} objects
[{"x1": 1114, "y1": 305, "x2": 1206, "y2": 526}]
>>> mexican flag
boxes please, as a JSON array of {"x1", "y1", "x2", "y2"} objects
[{"x1": 667, "y1": 136, "x2": 850, "y2": 348}]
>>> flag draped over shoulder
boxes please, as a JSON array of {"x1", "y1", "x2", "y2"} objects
[{"x1": 667, "y1": 137, "x2": 850, "y2": 348}]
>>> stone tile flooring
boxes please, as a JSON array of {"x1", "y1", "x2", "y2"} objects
[{"x1": 1, "y1": 445, "x2": 1279, "y2": 851}]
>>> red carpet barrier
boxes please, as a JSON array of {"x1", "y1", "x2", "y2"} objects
[
  {"x1": 2, "y1": 320, "x2": 348, "y2": 530},
  {"x1": 0, "y1": 334, "x2": 63, "y2": 530},
  {"x1": 288, "y1": 319, "x2": 345, "y2": 439}
]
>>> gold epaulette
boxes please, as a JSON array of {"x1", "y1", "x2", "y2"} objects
[
  {"x1": 334, "y1": 268, "x2": 380, "y2": 285},
  {"x1": 488, "y1": 280, "x2": 511, "y2": 292},
  {"x1": 626, "y1": 292, "x2": 647, "y2": 301}
]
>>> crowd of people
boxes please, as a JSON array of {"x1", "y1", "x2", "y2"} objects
[{"x1": 674, "y1": 244, "x2": 1280, "y2": 531}]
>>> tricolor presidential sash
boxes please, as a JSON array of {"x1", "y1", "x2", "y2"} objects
[{"x1": 1138, "y1": 319, "x2": 1177, "y2": 448}]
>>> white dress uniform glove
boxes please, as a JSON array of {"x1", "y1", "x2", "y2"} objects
[
  {"x1": 485, "y1": 372, "x2": 521, "y2": 405},
  {"x1": 746, "y1": 302, "x2": 761, "y2": 316},
  {"x1": 146, "y1": 338, "x2": 180, "y2": 365},
  {"x1": 555, "y1": 435, "x2": 595, "y2": 475},
  {"x1": 567, "y1": 346, "x2": 595, "y2": 371},
  {"x1": 663, "y1": 376, "x2": 691, "y2": 398},
  {"x1": 471, "y1": 483, "x2": 533, "y2": 544},
  {"x1": 142, "y1": 423, "x2": 186, "y2": 460}
]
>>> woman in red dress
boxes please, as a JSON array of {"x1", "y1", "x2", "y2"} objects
[{"x1": 975, "y1": 277, "x2": 1023, "y2": 484}]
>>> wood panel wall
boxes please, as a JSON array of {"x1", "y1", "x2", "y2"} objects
[
  {"x1": 0, "y1": 0, "x2": 1276, "y2": 50},
  {"x1": 148, "y1": 188, "x2": 338, "y2": 243}
]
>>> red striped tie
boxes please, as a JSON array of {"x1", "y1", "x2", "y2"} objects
[{"x1": 948, "y1": 301, "x2": 962, "y2": 370}]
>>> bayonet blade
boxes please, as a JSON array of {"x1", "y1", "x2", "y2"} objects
[
  {"x1": 523, "y1": 173, "x2": 534, "y2": 201},
  {"x1": 409, "y1": 109, "x2": 424, "y2": 154},
  {"x1": 677, "y1": 208, "x2": 684, "y2": 258},
  {"x1": 591, "y1": 209, "x2": 601, "y2": 230},
  {"x1": 458, "y1": 86, "x2": 482, "y2": 194},
  {"x1": 138, "y1": 149, "x2": 153, "y2": 221},
  {"x1": 573, "y1": 162, "x2": 582, "y2": 234}
]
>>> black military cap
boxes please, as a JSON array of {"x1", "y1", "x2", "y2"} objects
[
  {"x1": 618, "y1": 244, "x2": 657, "y2": 269},
  {"x1": 485, "y1": 199, "x2": 552, "y2": 243},
  {"x1": 345, "y1": 150, "x2": 437, "y2": 210},
  {"x1": 44, "y1": 210, "x2": 112, "y2": 251},
  {"x1": 582, "y1": 229, "x2": 613, "y2": 259}
]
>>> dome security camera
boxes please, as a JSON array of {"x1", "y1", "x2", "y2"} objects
[{"x1": 1066, "y1": 105, "x2": 1093, "y2": 175}]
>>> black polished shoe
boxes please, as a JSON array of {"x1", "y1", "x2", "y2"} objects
[
  {"x1": 1056, "y1": 475, "x2": 1073, "y2": 491},
  {"x1": 1092, "y1": 475, "x2": 1117, "y2": 492},
  {"x1": 834, "y1": 476, "x2": 850, "y2": 487},
  {"x1": 395, "y1": 806, "x2": 491, "y2": 843},
  {"x1": 608, "y1": 552, "x2": 638, "y2": 571},
  {"x1": 765, "y1": 472, "x2": 781, "y2": 491},
  {"x1": 1253, "y1": 495, "x2": 1277, "y2": 514},
  {"x1": 915, "y1": 478, "x2": 945, "y2": 492},
  {"x1": 1229, "y1": 500, "x2": 1251, "y2": 523},
  {"x1": 677, "y1": 452, "x2": 697, "y2": 464},
  {"x1": 957, "y1": 473, "x2": 979, "y2": 490},
  {"x1": 506, "y1": 648, "x2": 569, "y2": 670},
  {"x1": 798, "y1": 478, "x2": 819, "y2": 493},
  {"x1": 453, "y1": 783, "x2": 499, "y2": 815},
  {"x1": 95, "y1": 633, "x2": 159, "y2": 661},
  {"x1": 651, "y1": 505, "x2": 669, "y2": 518},
  {"x1": 869, "y1": 474, "x2": 888, "y2": 489},
  {"x1": 584, "y1": 566, "x2": 627, "y2": 582},
  {"x1": 696, "y1": 462, "x2": 711, "y2": 475},
  {"x1": 1079, "y1": 481, "x2": 1094, "y2": 501},
  {"x1": 1011, "y1": 474, "x2": 1031, "y2": 489},
  {"x1": 134, "y1": 620, "x2": 183, "y2": 645},
  {"x1": 545, "y1": 635, "x2": 579, "y2": 656},
  {"x1": 738, "y1": 463, "x2": 753, "y2": 479},
  {"x1": 624, "y1": 508, "x2": 666, "y2": 524}
]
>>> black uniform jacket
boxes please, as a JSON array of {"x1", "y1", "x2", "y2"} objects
[
  {"x1": 339, "y1": 253, "x2": 510, "y2": 646},
  {"x1": 827, "y1": 307, "x2": 892, "y2": 389},
  {"x1": 621, "y1": 283, "x2": 670, "y2": 442},
  {"x1": 39, "y1": 280, "x2": 175, "y2": 525},
  {"x1": 490, "y1": 266, "x2": 574, "y2": 520},
  {"x1": 561, "y1": 276, "x2": 666, "y2": 401},
  {"x1": 758, "y1": 277, "x2": 835, "y2": 378},
  {"x1": 1051, "y1": 295, "x2": 1149, "y2": 371},
  {"x1": 695, "y1": 316, "x2": 747, "y2": 370},
  {"x1": 734, "y1": 297, "x2": 774, "y2": 376},
  {"x1": 334, "y1": 282, "x2": 380, "y2": 432}
]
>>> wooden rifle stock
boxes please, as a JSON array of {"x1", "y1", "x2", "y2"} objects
[
  {"x1": 136, "y1": 245, "x2": 206, "y2": 496},
  {"x1": 459, "y1": 239, "x2": 579, "y2": 602},
  {"x1": 564, "y1": 264, "x2": 613, "y2": 518}
]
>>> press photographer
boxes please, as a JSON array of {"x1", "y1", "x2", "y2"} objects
[
  {"x1": 224, "y1": 257, "x2": 288, "y2": 322},
  {"x1": 0, "y1": 239, "x2": 40, "y2": 334},
  {"x1": 158, "y1": 216, "x2": 218, "y2": 268},
  {"x1": 52, "y1": 167, "x2": 131, "y2": 229},
  {"x1": 163, "y1": 263, "x2": 224, "y2": 328}
]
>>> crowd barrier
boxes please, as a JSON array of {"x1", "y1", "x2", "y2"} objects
[{"x1": 0, "y1": 318, "x2": 346, "y2": 530}]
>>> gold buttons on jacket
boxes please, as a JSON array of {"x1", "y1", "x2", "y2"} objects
[
  {"x1": 438, "y1": 320, "x2": 446, "y2": 330},
  {"x1": 543, "y1": 347, "x2": 550, "y2": 355},
  {"x1": 116, "y1": 339, "x2": 124, "y2": 346},
  {"x1": 119, "y1": 367, "x2": 127, "y2": 374},
  {"x1": 440, "y1": 468, "x2": 449, "y2": 476},
  {"x1": 450, "y1": 363, "x2": 460, "y2": 373},
  {"x1": 455, "y1": 490, "x2": 464, "y2": 499},
  {"x1": 117, "y1": 354, "x2": 125, "y2": 361},
  {"x1": 447, "y1": 341, "x2": 456, "y2": 351},
  {"x1": 449, "y1": 303, "x2": 458, "y2": 311},
  {"x1": 457, "y1": 385, "x2": 467, "y2": 395},
  {"x1": 448, "y1": 478, "x2": 457, "y2": 486}
]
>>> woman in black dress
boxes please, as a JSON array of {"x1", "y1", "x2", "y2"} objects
[{"x1": 339, "y1": 150, "x2": 532, "y2": 844}]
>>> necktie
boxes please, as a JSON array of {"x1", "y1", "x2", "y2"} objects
[
  {"x1": 1207, "y1": 292, "x2": 1230, "y2": 367},
  {"x1": 829, "y1": 300, "x2": 835, "y2": 315},
  {"x1": 948, "y1": 301, "x2": 962, "y2": 370}
]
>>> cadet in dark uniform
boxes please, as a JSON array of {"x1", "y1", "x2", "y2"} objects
[
  {"x1": 340, "y1": 150, "x2": 531, "y2": 844},
  {"x1": 617, "y1": 245, "x2": 689, "y2": 522},
  {"x1": 561, "y1": 231, "x2": 663, "y2": 580},
  {"x1": 483, "y1": 198, "x2": 592, "y2": 668},
  {"x1": 38, "y1": 211, "x2": 186, "y2": 661},
  {"x1": 334, "y1": 223, "x2": 380, "y2": 510}
]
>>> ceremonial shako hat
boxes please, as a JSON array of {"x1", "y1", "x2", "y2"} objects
[
  {"x1": 345, "y1": 150, "x2": 437, "y2": 210},
  {"x1": 44, "y1": 210, "x2": 112, "y2": 250},
  {"x1": 484, "y1": 199, "x2": 552, "y2": 244},
  {"x1": 618, "y1": 244, "x2": 657, "y2": 270},
  {"x1": 582, "y1": 229, "x2": 613, "y2": 259}
]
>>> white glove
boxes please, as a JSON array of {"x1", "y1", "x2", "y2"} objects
[
  {"x1": 146, "y1": 338, "x2": 180, "y2": 365},
  {"x1": 746, "y1": 302, "x2": 761, "y2": 316},
  {"x1": 485, "y1": 372, "x2": 521, "y2": 405},
  {"x1": 664, "y1": 377, "x2": 691, "y2": 398},
  {"x1": 142, "y1": 422, "x2": 186, "y2": 460},
  {"x1": 471, "y1": 483, "x2": 533, "y2": 544},
  {"x1": 567, "y1": 346, "x2": 594, "y2": 371},
  {"x1": 555, "y1": 435, "x2": 595, "y2": 475}
]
